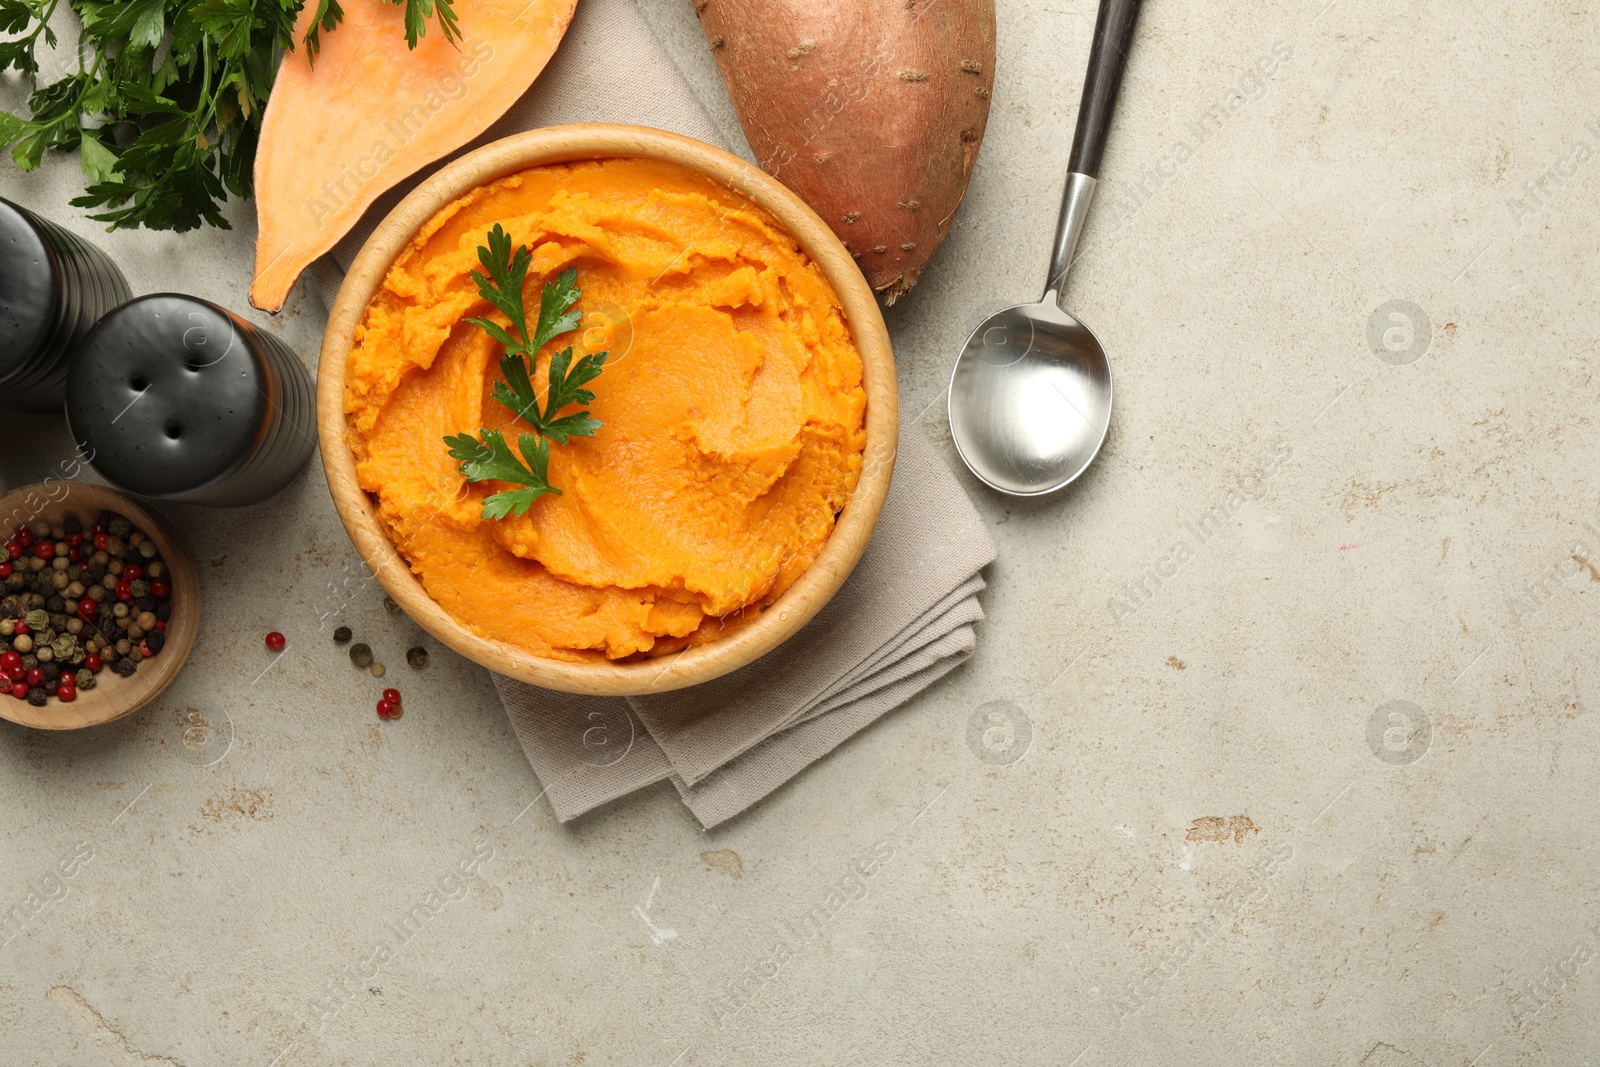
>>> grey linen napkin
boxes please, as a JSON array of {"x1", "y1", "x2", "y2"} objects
[{"x1": 310, "y1": 0, "x2": 996, "y2": 828}]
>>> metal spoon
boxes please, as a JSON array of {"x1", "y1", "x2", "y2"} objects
[{"x1": 948, "y1": 0, "x2": 1143, "y2": 496}]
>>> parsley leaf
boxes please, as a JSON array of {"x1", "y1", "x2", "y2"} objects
[
  {"x1": 465, "y1": 224, "x2": 534, "y2": 356},
  {"x1": 444, "y1": 430, "x2": 558, "y2": 520},
  {"x1": 538, "y1": 346, "x2": 607, "y2": 445}
]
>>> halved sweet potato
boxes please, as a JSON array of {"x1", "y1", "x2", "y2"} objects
[
  {"x1": 250, "y1": 0, "x2": 578, "y2": 312},
  {"x1": 695, "y1": 0, "x2": 996, "y2": 302}
]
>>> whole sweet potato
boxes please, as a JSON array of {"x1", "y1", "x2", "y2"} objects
[{"x1": 696, "y1": 0, "x2": 996, "y2": 302}]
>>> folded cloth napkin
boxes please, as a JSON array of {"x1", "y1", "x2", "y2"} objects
[{"x1": 312, "y1": 0, "x2": 997, "y2": 828}]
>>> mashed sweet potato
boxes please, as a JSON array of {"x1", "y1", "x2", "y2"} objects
[{"x1": 346, "y1": 157, "x2": 868, "y2": 660}]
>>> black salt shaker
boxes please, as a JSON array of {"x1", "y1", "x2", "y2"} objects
[
  {"x1": 65, "y1": 294, "x2": 317, "y2": 507},
  {"x1": 0, "y1": 197, "x2": 131, "y2": 413}
]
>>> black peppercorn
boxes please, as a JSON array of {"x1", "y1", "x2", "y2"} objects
[
  {"x1": 333, "y1": 625, "x2": 352, "y2": 644},
  {"x1": 45, "y1": 595, "x2": 64, "y2": 615},
  {"x1": 112, "y1": 657, "x2": 137, "y2": 677},
  {"x1": 143, "y1": 631, "x2": 164, "y2": 655},
  {"x1": 41, "y1": 662, "x2": 58, "y2": 681},
  {"x1": 134, "y1": 595, "x2": 156, "y2": 613},
  {"x1": 406, "y1": 646, "x2": 428, "y2": 669},
  {"x1": 62, "y1": 516, "x2": 81, "y2": 535},
  {"x1": 383, "y1": 597, "x2": 400, "y2": 614},
  {"x1": 156, "y1": 602, "x2": 172, "y2": 621},
  {"x1": 27, "y1": 687, "x2": 47, "y2": 706}
]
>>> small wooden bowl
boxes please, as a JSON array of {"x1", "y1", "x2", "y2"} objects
[
  {"x1": 319, "y1": 124, "x2": 898, "y2": 696},
  {"x1": 0, "y1": 482, "x2": 200, "y2": 730}
]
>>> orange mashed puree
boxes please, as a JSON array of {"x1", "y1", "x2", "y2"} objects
[{"x1": 345, "y1": 157, "x2": 868, "y2": 661}]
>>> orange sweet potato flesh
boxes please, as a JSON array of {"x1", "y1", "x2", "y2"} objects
[
  {"x1": 249, "y1": 0, "x2": 578, "y2": 312},
  {"x1": 695, "y1": 0, "x2": 996, "y2": 303}
]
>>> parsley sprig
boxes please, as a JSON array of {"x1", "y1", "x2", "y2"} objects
[
  {"x1": 0, "y1": 0, "x2": 458, "y2": 232},
  {"x1": 446, "y1": 225, "x2": 609, "y2": 520}
]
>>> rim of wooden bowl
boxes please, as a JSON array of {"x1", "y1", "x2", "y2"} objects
[
  {"x1": 0, "y1": 482, "x2": 200, "y2": 730},
  {"x1": 318, "y1": 124, "x2": 899, "y2": 697}
]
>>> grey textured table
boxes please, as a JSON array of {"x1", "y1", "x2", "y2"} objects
[{"x1": 4, "y1": 0, "x2": 1599, "y2": 1063}]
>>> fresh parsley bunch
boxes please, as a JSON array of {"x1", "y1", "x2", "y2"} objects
[
  {"x1": 0, "y1": 0, "x2": 457, "y2": 231},
  {"x1": 444, "y1": 224, "x2": 609, "y2": 520}
]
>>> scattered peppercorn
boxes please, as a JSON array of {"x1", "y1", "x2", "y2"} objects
[
  {"x1": 383, "y1": 596, "x2": 400, "y2": 614},
  {"x1": 349, "y1": 642, "x2": 373, "y2": 668},
  {"x1": 333, "y1": 625, "x2": 352, "y2": 644},
  {"x1": 370, "y1": 662, "x2": 386, "y2": 678},
  {"x1": 265, "y1": 631, "x2": 286, "y2": 651},
  {"x1": 406, "y1": 646, "x2": 428, "y2": 669}
]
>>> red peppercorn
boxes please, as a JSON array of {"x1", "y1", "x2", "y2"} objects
[
  {"x1": 91, "y1": 522, "x2": 104, "y2": 536},
  {"x1": 93, "y1": 532, "x2": 108, "y2": 550},
  {"x1": 10, "y1": 682, "x2": 27, "y2": 699},
  {"x1": 150, "y1": 579, "x2": 171, "y2": 599},
  {"x1": 382, "y1": 687, "x2": 401, "y2": 705},
  {"x1": 85, "y1": 652, "x2": 103, "y2": 673},
  {"x1": 5, "y1": 541, "x2": 21, "y2": 560},
  {"x1": 138, "y1": 639, "x2": 155, "y2": 658},
  {"x1": 115, "y1": 579, "x2": 133, "y2": 601},
  {"x1": 265, "y1": 631, "x2": 286, "y2": 651},
  {"x1": 124, "y1": 564, "x2": 144, "y2": 581},
  {"x1": 13, "y1": 621, "x2": 29, "y2": 636},
  {"x1": 57, "y1": 685, "x2": 76, "y2": 703},
  {"x1": 68, "y1": 548, "x2": 81, "y2": 563},
  {"x1": 376, "y1": 699, "x2": 396, "y2": 718},
  {"x1": 66, "y1": 532, "x2": 83, "y2": 548},
  {"x1": 33, "y1": 541, "x2": 54, "y2": 560},
  {"x1": 153, "y1": 619, "x2": 166, "y2": 633},
  {"x1": 1, "y1": 651, "x2": 20, "y2": 671},
  {"x1": 15, "y1": 527, "x2": 32, "y2": 547},
  {"x1": 26, "y1": 668, "x2": 44, "y2": 687},
  {"x1": 4, "y1": 665, "x2": 23, "y2": 682},
  {"x1": 0, "y1": 562, "x2": 10, "y2": 579},
  {"x1": 76, "y1": 599, "x2": 98, "y2": 622}
]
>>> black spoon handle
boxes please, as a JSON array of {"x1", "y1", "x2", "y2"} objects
[{"x1": 1067, "y1": 0, "x2": 1145, "y2": 178}]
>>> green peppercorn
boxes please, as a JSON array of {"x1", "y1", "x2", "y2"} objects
[
  {"x1": 129, "y1": 579, "x2": 149, "y2": 599},
  {"x1": 76, "y1": 669, "x2": 94, "y2": 689},
  {"x1": 406, "y1": 646, "x2": 428, "y2": 670},
  {"x1": 24, "y1": 609, "x2": 47, "y2": 630},
  {"x1": 333, "y1": 625, "x2": 352, "y2": 644},
  {"x1": 349, "y1": 642, "x2": 373, "y2": 668},
  {"x1": 108, "y1": 516, "x2": 131, "y2": 539}
]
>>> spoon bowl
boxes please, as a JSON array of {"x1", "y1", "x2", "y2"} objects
[{"x1": 949, "y1": 296, "x2": 1112, "y2": 495}]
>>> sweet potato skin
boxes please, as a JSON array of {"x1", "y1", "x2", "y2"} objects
[
  {"x1": 695, "y1": 0, "x2": 995, "y2": 302},
  {"x1": 249, "y1": 0, "x2": 578, "y2": 312}
]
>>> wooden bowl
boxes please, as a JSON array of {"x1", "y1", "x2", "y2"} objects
[
  {"x1": 0, "y1": 482, "x2": 200, "y2": 730},
  {"x1": 319, "y1": 124, "x2": 898, "y2": 696}
]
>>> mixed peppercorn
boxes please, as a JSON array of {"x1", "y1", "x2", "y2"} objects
[{"x1": 1, "y1": 513, "x2": 174, "y2": 706}]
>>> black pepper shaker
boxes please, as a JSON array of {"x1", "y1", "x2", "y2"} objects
[
  {"x1": 65, "y1": 294, "x2": 317, "y2": 507},
  {"x1": 0, "y1": 197, "x2": 131, "y2": 413}
]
